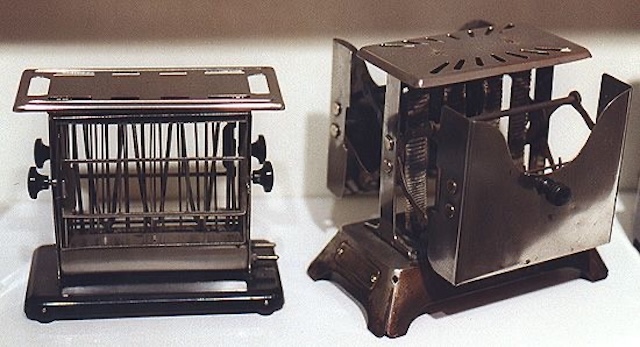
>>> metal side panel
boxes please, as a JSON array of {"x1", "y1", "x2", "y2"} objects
[
  {"x1": 427, "y1": 106, "x2": 472, "y2": 283},
  {"x1": 327, "y1": 39, "x2": 356, "y2": 197},
  {"x1": 429, "y1": 75, "x2": 631, "y2": 285}
]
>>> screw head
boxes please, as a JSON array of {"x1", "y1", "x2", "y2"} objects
[{"x1": 370, "y1": 274, "x2": 378, "y2": 284}]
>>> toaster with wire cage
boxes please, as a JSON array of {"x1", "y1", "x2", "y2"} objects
[{"x1": 15, "y1": 67, "x2": 284, "y2": 322}]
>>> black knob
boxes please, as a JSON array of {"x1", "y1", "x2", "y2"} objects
[
  {"x1": 252, "y1": 161, "x2": 274, "y2": 192},
  {"x1": 28, "y1": 166, "x2": 50, "y2": 199},
  {"x1": 251, "y1": 135, "x2": 267, "y2": 164},
  {"x1": 34, "y1": 138, "x2": 50, "y2": 168},
  {"x1": 533, "y1": 177, "x2": 572, "y2": 206},
  {"x1": 223, "y1": 124, "x2": 237, "y2": 170}
]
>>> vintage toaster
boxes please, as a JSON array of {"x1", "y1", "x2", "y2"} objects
[
  {"x1": 309, "y1": 22, "x2": 631, "y2": 337},
  {"x1": 15, "y1": 67, "x2": 284, "y2": 322}
]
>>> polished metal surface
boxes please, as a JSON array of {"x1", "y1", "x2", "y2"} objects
[
  {"x1": 326, "y1": 39, "x2": 385, "y2": 197},
  {"x1": 313, "y1": 23, "x2": 630, "y2": 337},
  {"x1": 326, "y1": 40, "x2": 354, "y2": 197},
  {"x1": 18, "y1": 66, "x2": 285, "y2": 321},
  {"x1": 428, "y1": 75, "x2": 631, "y2": 284},
  {"x1": 358, "y1": 23, "x2": 590, "y2": 88},
  {"x1": 14, "y1": 67, "x2": 284, "y2": 114},
  {"x1": 378, "y1": 76, "x2": 401, "y2": 246}
]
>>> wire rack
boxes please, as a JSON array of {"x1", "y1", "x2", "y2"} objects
[{"x1": 54, "y1": 117, "x2": 249, "y2": 249}]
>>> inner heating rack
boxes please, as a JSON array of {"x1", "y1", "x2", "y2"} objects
[
  {"x1": 309, "y1": 23, "x2": 632, "y2": 337},
  {"x1": 15, "y1": 67, "x2": 284, "y2": 322}
]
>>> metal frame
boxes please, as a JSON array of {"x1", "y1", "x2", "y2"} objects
[{"x1": 50, "y1": 115, "x2": 252, "y2": 275}]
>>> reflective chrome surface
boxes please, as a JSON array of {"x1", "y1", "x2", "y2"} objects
[
  {"x1": 358, "y1": 23, "x2": 590, "y2": 88},
  {"x1": 429, "y1": 75, "x2": 631, "y2": 284},
  {"x1": 14, "y1": 67, "x2": 284, "y2": 114}
]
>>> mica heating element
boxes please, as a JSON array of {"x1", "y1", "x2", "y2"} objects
[{"x1": 15, "y1": 67, "x2": 284, "y2": 322}]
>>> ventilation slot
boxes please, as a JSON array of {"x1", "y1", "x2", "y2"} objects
[
  {"x1": 112, "y1": 72, "x2": 140, "y2": 77},
  {"x1": 160, "y1": 96, "x2": 189, "y2": 100},
  {"x1": 380, "y1": 42, "x2": 414, "y2": 48},
  {"x1": 535, "y1": 46, "x2": 572, "y2": 53},
  {"x1": 48, "y1": 95, "x2": 91, "y2": 101},
  {"x1": 505, "y1": 51, "x2": 529, "y2": 59},
  {"x1": 454, "y1": 60, "x2": 466, "y2": 70},
  {"x1": 208, "y1": 94, "x2": 250, "y2": 99},
  {"x1": 204, "y1": 69, "x2": 244, "y2": 75},
  {"x1": 475, "y1": 57, "x2": 484, "y2": 66},
  {"x1": 490, "y1": 54, "x2": 506, "y2": 63},
  {"x1": 111, "y1": 96, "x2": 140, "y2": 100},
  {"x1": 403, "y1": 39, "x2": 422, "y2": 45},
  {"x1": 159, "y1": 71, "x2": 187, "y2": 76},
  {"x1": 521, "y1": 49, "x2": 549, "y2": 55},
  {"x1": 430, "y1": 62, "x2": 450, "y2": 74}
]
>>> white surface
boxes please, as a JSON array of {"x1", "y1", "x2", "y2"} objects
[{"x1": 1, "y1": 193, "x2": 640, "y2": 346}]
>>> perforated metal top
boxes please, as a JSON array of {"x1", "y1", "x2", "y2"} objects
[
  {"x1": 14, "y1": 67, "x2": 284, "y2": 114},
  {"x1": 358, "y1": 23, "x2": 591, "y2": 88}
]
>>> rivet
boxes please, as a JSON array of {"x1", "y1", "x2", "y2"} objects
[
  {"x1": 330, "y1": 123, "x2": 341, "y2": 138},
  {"x1": 383, "y1": 159, "x2": 393, "y2": 174},
  {"x1": 331, "y1": 102, "x2": 342, "y2": 117},
  {"x1": 445, "y1": 203, "x2": 455, "y2": 219},
  {"x1": 384, "y1": 135, "x2": 395, "y2": 151},
  {"x1": 446, "y1": 179, "x2": 458, "y2": 195}
]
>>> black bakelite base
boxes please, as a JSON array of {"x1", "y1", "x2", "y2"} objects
[
  {"x1": 308, "y1": 219, "x2": 608, "y2": 338},
  {"x1": 25, "y1": 242, "x2": 283, "y2": 323}
]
